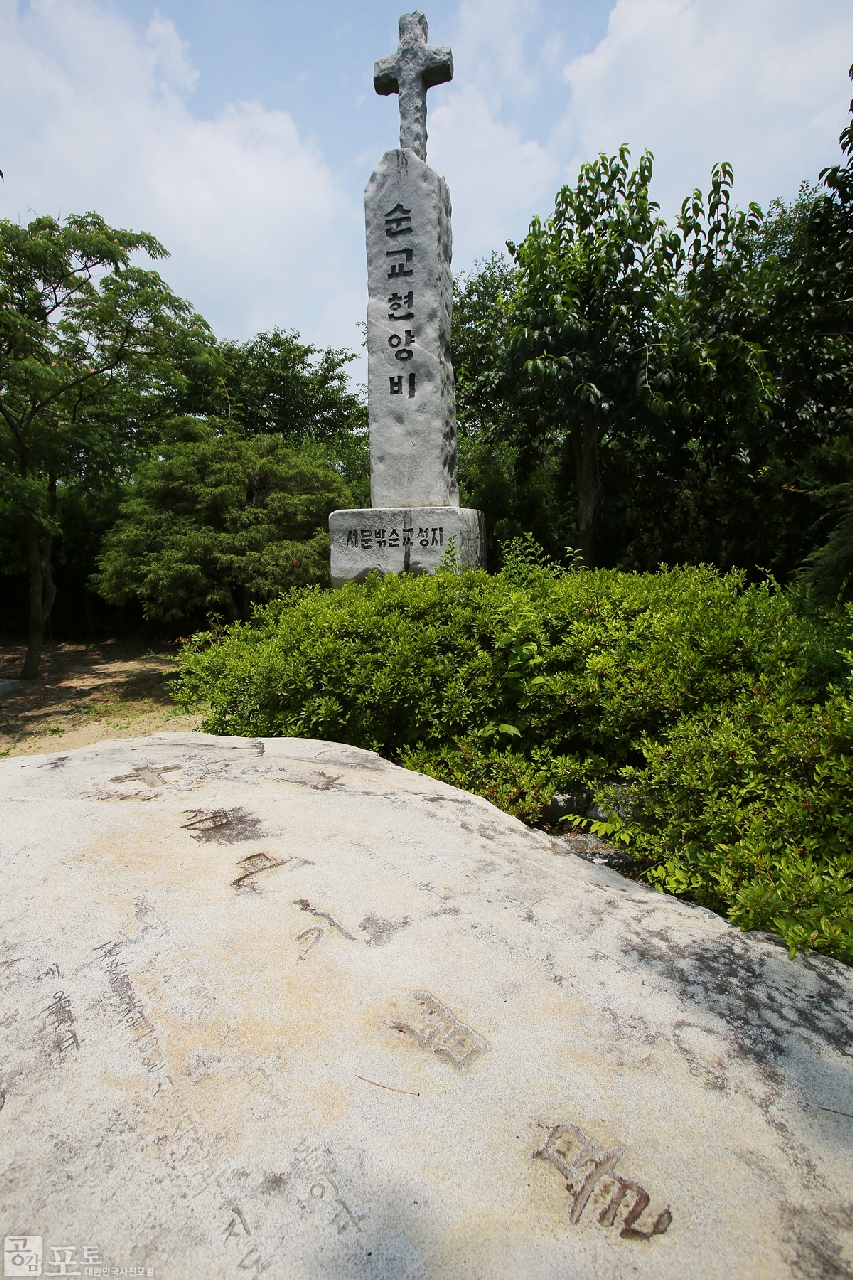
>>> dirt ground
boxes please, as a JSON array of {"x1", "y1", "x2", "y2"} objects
[{"x1": 0, "y1": 640, "x2": 205, "y2": 758}]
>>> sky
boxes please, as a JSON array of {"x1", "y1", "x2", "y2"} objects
[{"x1": 1, "y1": 0, "x2": 852, "y2": 375}]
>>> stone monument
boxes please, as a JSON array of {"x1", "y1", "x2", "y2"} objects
[
  {"x1": 329, "y1": 12, "x2": 485, "y2": 587},
  {"x1": 2, "y1": 732, "x2": 852, "y2": 1278}
]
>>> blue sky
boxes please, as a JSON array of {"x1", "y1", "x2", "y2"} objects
[
  {"x1": 111, "y1": 0, "x2": 615, "y2": 170},
  {"x1": 1, "y1": 0, "x2": 852, "y2": 378}
]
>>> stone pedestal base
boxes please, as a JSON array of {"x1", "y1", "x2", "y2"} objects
[{"x1": 329, "y1": 507, "x2": 485, "y2": 588}]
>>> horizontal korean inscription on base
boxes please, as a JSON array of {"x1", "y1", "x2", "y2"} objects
[
  {"x1": 329, "y1": 507, "x2": 485, "y2": 587},
  {"x1": 345, "y1": 525, "x2": 443, "y2": 551}
]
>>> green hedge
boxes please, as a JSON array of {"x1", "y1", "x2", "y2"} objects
[
  {"x1": 601, "y1": 693, "x2": 853, "y2": 960},
  {"x1": 173, "y1": 562, "x2": 853, "y2": 962}
]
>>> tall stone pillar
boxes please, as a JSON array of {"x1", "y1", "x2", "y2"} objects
[
  {"x1": 329, "y1": 11, "x2": 485, "y2": 587},
  {"x1": 366, "y1": 149, "x2": 457, "y2": 508}
]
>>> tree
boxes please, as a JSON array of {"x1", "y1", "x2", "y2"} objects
[
  {"x1": 772, "y1": 68, "x2": 853, "y2": 594},
  {"x1": 453, "y1": 253, "x2": 516, "y2": 442},
  {"x1": 501, "y1": 148, "x2": 681, "y2": 566},
  {"x1": 0, "y1": 212, "x2": 212, "y2": 676},
  {"x1": 451, "y1": 255, "x2": 566, "y2": 565},
  {"x1": 210, "y1": 329, "x2": 370, "y2": 507},
  {"x1": 454, "y1": 153, "x2": 774, "y2": 573},
  {"x1": 93, "y1": 420, "x2": 350, "y2": 623},
  {"x1": 215, "y1": 329, "x2": 365, "y2": 441},
  {"x1": 643, "y1": 72, "x2": 853, "y2": 586},
  {"x1": 605, "y1": 162, "x2": 771, "y2": 573}
]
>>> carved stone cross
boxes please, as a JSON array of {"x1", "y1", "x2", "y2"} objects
[{"x1": 374, "y1": 11, "x2": 453, "y2": 161}]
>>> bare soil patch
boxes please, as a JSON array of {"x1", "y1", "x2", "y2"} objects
[{"x1": 0, "y1": 639, "x2": 203, "y2": 757}]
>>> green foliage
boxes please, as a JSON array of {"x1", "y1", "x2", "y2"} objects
[
  {"x1": 452, "y1": 257, "x2": 570, "y2": 567},
  {"x1": 503, "y1": 147, "x2": 681, "y2": 565},
  {"x1": 94, "y1": 420, "x2": 349, "y2": 622},
  {"x1": 600, "y1": 689, "x2": 853, "y2": 962},
  {"x1": 0, "y1": 212, "x2": 211, "y2": 489},
  {"x1": 214, "y1": 329, "x2": 365, "y2": 444},
  {"x1": 450, "y1": 78, "x2": 853, "y2": 583},
  {"x1": 452, "y1": 151, "x2": 774, "y2": 573},
  {"x1": 173, "y1": 561, "x2": 852, "y2": 961},
  {"x1": 597, "y1": 163, "x2": 777, "y2": 576},
  {"x1": 452, "y1": 253, "x2": 516, "y2": 441},
  {"x1": 783, "y1": 73, "x2": 853, "y2": 596},
  {"x1": 175, "y1": 563, "x2": 843, "y2": 754},
  {"x1": 799, "y1": 481, "x2": 853, "y2": 598},
  {"x1": 209, "y1": 329, "x2": 370, "y2": 505},
  {"x1": 401, "y1": 740, "x2": 568, "y2": 826},
  {"x1": 0, "y1": 209, "x2": 369, "y2": 653},
  {"x1": 499, "y1": 532, "x2": 572, "y2": 583},
  {"x1": 0, "y1": 211, "x2": 215, "y2": 671}
]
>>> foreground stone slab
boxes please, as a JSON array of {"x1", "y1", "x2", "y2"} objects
[
  {"x1": 329, "y1": 506, "x2": 485, "y2": 584},
  {"x1": 1, "y1": 733, "x2": 851, "y2": 1280}
]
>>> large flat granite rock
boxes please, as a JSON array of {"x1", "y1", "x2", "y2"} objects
[{"x1": 1, "y1": 733, "x2": 851, "y2": 1279}]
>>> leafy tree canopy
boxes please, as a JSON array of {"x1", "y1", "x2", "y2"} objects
[
  {"x1": 196, "y1": 328, "x2": 370, "y2": 508},
  {"x1": 214, "y1": 329, "x2": 364, "y2": 441},
  {"x1": 451, "y1": 73, "x2": 853, "y2": 580},
  {"x1": 0, "y1": 211, "x2": 215, "y2": 674},
  {"x1": 94, "y1": 419, "x2": 351, "y2": 623},
  {"x1": 501, "y1": 147, "x2": 681, "y2": 566}
]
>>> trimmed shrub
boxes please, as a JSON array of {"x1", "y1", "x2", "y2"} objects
[
  {"x1": 173, "y1": 564, "x2": 853, "y2": 962},
  {"x1": 598, "y1": 691, "x2": 853, "y2": 961}
]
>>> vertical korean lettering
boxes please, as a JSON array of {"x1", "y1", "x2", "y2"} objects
[
  {"x1": 384, "y1": 203, "x2": 412, "y2": 237},
  {"x1": 388, "y1": 330, "x2": 415, "y2": 361},
  {"x1": 387, "y1": 248, "x2": 414, "y2": 279}
]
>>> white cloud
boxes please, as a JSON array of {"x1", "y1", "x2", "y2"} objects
[
  {"x1": 450, "y1": 0, "x2": 545, "y2": 105},
  {"x1": 1, "y1": 0, "x2": 849, "y2": 362},
  {"x1": 145, "y1": 12, "x2": 199, "y2": 96},
  {"x1": 428, "y1": 84, "x2": 559, "y2": 264},
  {"x1": 561, "y1": 0, "x2": 853, "y2": 217},
  {"x1": 423, "y1": 0, "x2": 853, "y2": 266},
  {"x1": 424, "y1": 0, "x2": 562, "y2": 264},
  {"x1": 0, "y1": 0, "x2": 364, "y2": 347}
]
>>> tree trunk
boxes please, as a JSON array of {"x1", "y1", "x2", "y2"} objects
[
  {"x1": 20, "y1": 475, "x2": 58, "y2": 680},
  {"x1": 22, "y1": 524, "x2": 45, "y2": 679},
  {"x1": 572, "y1": 417, "x2": 600, "y2": 568}
]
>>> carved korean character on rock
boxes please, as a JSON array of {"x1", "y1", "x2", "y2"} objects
[
  {"x1": 387, "y1": 247, "x2": 414, "y2": 279},
  {"x1": 388, "y1": 290, "x2": 414, "y2": 320},
  {"x1": 389, "y1": 991, "x2": 488, "y2": 1069},
  {"x1": 535, "y1": 1123, "x2": 672, "y2": 1240},
  {"x1": 384, "y1": 202, "x2": 412, "y2": 236},
  {"x1": 388, "y1": 329, "x2": 415, "y2": 361}
]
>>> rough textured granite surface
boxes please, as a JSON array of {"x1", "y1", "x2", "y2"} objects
[
  {"x1": 373, "y1": 12, "x2": 452, "y2": 162},
  {"x1": 1, "y1": 733, "x2": 851, "y2": 1279},
  {"x1": 365, "y1": 147, "x2": 457, "y2": 509},
  {"x1": 329, "y1": 506, "x2": 484, "y2": 585}
]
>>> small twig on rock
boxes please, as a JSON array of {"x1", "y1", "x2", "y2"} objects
[{"x1": 356, "y1": 1074, "x2": 420, "y2": 1097}]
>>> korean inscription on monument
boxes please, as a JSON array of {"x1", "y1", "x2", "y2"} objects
[{"x1": 328, "y1": 10, "x2": 485, "y2": 585}]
